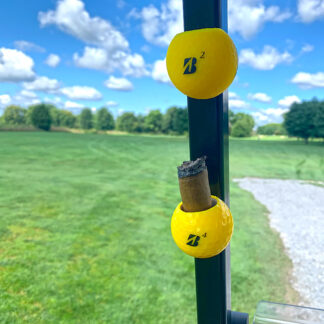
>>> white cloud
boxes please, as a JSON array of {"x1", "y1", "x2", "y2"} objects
[
  {"x1": 73, "y1": 47, "x2": 108, "y2": 70},
  {"x1": 19, "y1": 90, "x2": 37, "y2": 99},
  {"x1": 39, "y1": 0, "x2": 148, "y2": 77},
  {"x1": 152, "y1": 59, "x2": 171, "y2": 84},
  {"x1": 291, "y1": 72, "x2": 324, "y2": 89},
  {"x1": 239, "y1": 46, "x2": 293, "y2": 70},
  {"x1": 278, "y1": 95, "x2": 301, "y2": 108},
  {"x1": 228, "y1": 92, "x2": 250, "y2": 108},
  {"x1": 43, "y1": 96, "x2": 64, "y2": 106},
  {"x1": 119, "y1": 53, "x2": 148, "y2": 77},
  {"x1": 248, "y1": 92, "x2": 272, "y2": 103},
  {"x1": 117, "y1": 108, "x2": 125, "y2": 116},
  {"x1": 229, "y1": 99, "x2": 250, "y2": 109},
  {"x1": 0, "y1": 94, "x2": 11, "y2": 106},
  {"x1": 298, "y1": 0, "x2": 324, "y2": 23},
  {"x1": 135, "y1": 0, "x2": 183, "y2": 46},
  {"x1": 23, "y1": 76, "x2": 60, "y2": 92},
  {"x1": 263, "y1": 108, "x2": 288, "y2": 117},
  {"x1": 252, "y1": 107, "x2": 288, "y2": 125},
  {"x1": 229, "y1": 91, "x2": 239, "y2": 99},
  {"x1": 252, "y1": 111, "x2": 268, "y2": 123},
  {"x1": 45, "y1": 54, "x2": 61, "y2": 67},
  {"x1": 106, "y1": 100, "x2": 118, "y2": 107},
  {"x1": 104, "y1": 76, "x2": 134, "y2": 91},
  {"x1": 134, "y1": 0, "x2": 290, "y2": 45},
  {"x1": 64, "y1": 101, "x2": 84, "y2": 109},
  {"x1": 4, "y1": 89, "x2": 41, "y2": 107},
  {"x1": 30, "y1": 99, "x2": 42, "y2": 105},
  {"x1": 14, "y1": 40, "x2": 45, "y2": 52},
  {"x1": 13, "y1": 94, "x2": 41, "y2": 107},
  {"x1": 144, "y1": 107, "x2": 152, "y2": 115},
  {"x1": 53, "y1": 96, "x2": 63, "y2": 104},
  {"x1": 0, "y1": 48, "x2": 35, "y2": 82},
  {"x1": 60, "y1": 86, "x2": 102, "y2": 100},
  {"x1": 301, "y1": 44, "x2": 314, "y2": 53},
  {"x1": 39, "y1": 0, "x2": 128, "y2": 49},
  {"x1": 73, "y1": 47, "x2": 148, "y2": 77},
  {"x1": 229, "y1": 0, "x2": 291, "y2": 39}
]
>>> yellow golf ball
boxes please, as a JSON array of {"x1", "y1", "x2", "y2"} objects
[
  {"x1": 166, "y1": 28, "x2": 238, "y2": 99},
  {"x1": 171, "y1": 196, "x2": 233, "y2": 258}
]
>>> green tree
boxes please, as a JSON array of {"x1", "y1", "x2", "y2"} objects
[
  {"x1": 174, "y1": 107, "x2": 188, "y2": 134},
  {"x1": 3, "y1": 105, "x2": 26, "y2": 125},
  {"x1": 28, "y1": 103, "x2": 52, "y2": 131},
  {"x1": 229, "y1": 109, "x2": 235, "y2": 125},
  {"x1": 96, "y1": 107, "x2": 115, "y2": 130},
  {"x1": 80, "y1": 108, "x2": 93, "y2": 129},
  {"x1": 49, "y1": 105, "x2": 63, "y2": 127},
  {"x1": 231, "y1": 120, "x2": 250, "y2": 137},
  {"x1": 313, "y1": 103, "x2": 324, "y2": 139},
  {"x1": 144, "y1": 109, "x2": 163, "y2": 133},
  {"x1": 232, "y1": 113, "x2": 254, "y2": 128},
  {"x1": 257, "y1": 123, "x2": 286, "y2": 135},
  {"x1": 47, "y1": 106, "x2": 77, "y2": 128},
  {"x1": 162, "y1": 107, "x2": 176, "y2": 133},
  {"x1": 231, "y1": 112, "x2": 254, "y2": 137},
  {"x1": 60, "y1": 110, "x2": 77, "y2": 128},
  {"x1": 134, "y1": 114, "x2": 145, "y2": 133},
  {"x1": 284, "y1": 100, "x2": 319, "y2": 143},
  {"x1": 162, "y1": 106, "x2": 188, "y2": 134},
  {"x1": 116, "y1": 112, "x2": 138, "y2": 133},
  {"x1": 228, "y1": 109, "x2": 235, "y2": 135}
]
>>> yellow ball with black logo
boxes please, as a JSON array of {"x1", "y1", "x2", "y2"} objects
[
  {"x1": 166, "y1": 28, "x2": 238, "y2": 99},
  {"x1": 171, "y1": 196, "x2": 233, "y2": 258}
]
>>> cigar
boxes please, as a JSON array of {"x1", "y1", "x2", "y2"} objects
[{"x1": 177, "y1": 156, "x2": 213, "y2": 212}]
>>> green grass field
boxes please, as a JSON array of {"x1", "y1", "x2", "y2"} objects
[{"x1": 0, "y1": 132, "x2": 323, "y2": 323}]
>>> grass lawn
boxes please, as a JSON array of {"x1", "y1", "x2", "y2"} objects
[{"x1": 0, "y1": 132, "x2": 322, "y2": 323}]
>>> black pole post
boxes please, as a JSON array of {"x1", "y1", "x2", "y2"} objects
[{"x1": 182, "y1": 1, "x2": 230, "y2": 323}]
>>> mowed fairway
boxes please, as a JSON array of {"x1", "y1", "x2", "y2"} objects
[{"x1": 0, "y1": 132, "x2": 323, "y2": 323}]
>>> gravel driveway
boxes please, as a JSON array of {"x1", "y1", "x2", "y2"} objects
[{"x1": 234, "y1": 178, "x2": 324, "y2": 308}]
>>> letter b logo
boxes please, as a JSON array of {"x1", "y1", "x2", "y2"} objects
[
  {"x1": 187, "y1": 234, "x2": 200, "y2": 247},
  {"x1": 183, "y1": 57, "x2": 197, "y2": 74}
]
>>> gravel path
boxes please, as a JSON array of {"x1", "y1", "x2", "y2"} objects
[{"x1": 234, "y1": 178, "x2": 324, "y2": 308}]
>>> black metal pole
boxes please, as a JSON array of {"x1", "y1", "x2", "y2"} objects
[{"x1": 182, "y1": 1, "x2": 230, "y2": 324}]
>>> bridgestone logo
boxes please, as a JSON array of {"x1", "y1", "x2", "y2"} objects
[
  {"x1": 186, "y1": 234, "x2": 200, "y2": 246},
  {"x1": 183, "y1": 57, "x2": 197, "y2": 74}
]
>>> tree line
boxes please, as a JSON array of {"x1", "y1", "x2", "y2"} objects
[
  {"x1": 0, "y1": 104, "x2": 188, "y2": 134},
  {"x1": 0, "y1": 103, "x2": 255, "y2": 136},
  {"x1": 283, "y1": 99, "x2": 324, "y2": 142},
  {"x1": 256, "y1": 99, "x2": 324, "y2": 142},
  {"x1": 1, "y1": 99, "x2": 323, "y2": 140}
]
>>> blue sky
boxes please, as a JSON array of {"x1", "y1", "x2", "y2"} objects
[{"x1": 0, "y1": 0, "x2": 324, "y2": 125}]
